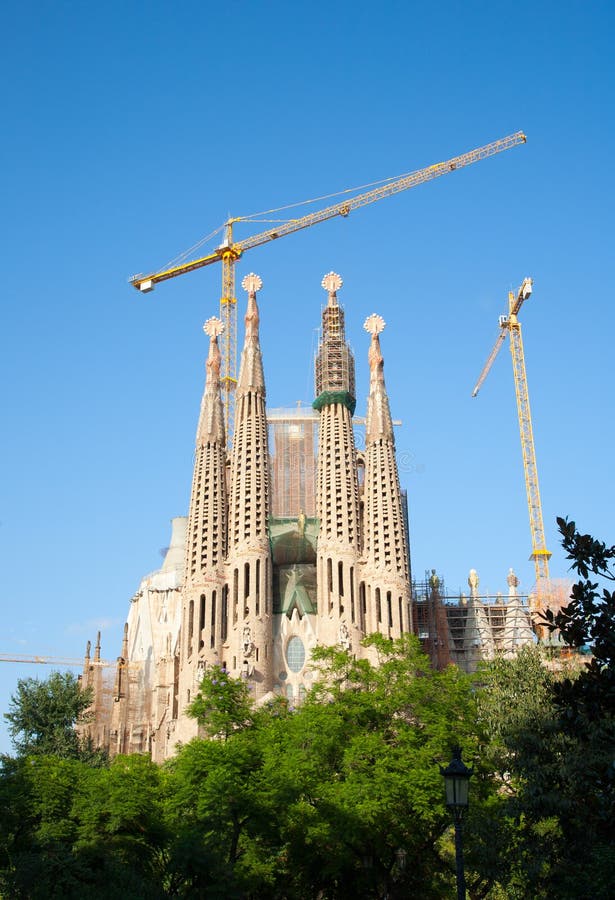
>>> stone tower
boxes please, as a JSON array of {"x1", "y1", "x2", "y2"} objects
[
  {"x1": 177, "y1": 316, "x2": 228, "y2": 743},
  {"x1": 313, "y1": 273, "x2": 361, "y2": 652},
  {"x1": 227, "y1": 274, "x2": 274, "y2": 690},
  {"x1": 97, "y1": 269, "x2": 426, "y2": 760},
  {"x1": 360, "y1": 314, "x2": 412, "y2": 639}
]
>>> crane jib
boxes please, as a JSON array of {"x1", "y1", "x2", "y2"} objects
[
  {"x1": 130, "y1": 131, "x2": 526, "y2": 292},
  {"x1": 130, "y1": 130, "x2": 526, "y2": 443}
]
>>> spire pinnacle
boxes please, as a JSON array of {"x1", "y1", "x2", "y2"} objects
[
  {"x1": 203, "y1": 317, "x2": 224, "y2": 386},
  {"x1": 242, "y1": 273, "x2": 263, "y2": 295},
  {"x1": 195, "y1": 316, "x2": 226, "y2": 446},
  {"x1": 364, "y1": 312, "x2": 393, "y2": 443},
  {"x1": 237, "y1": 273, "x2": 265, "y2": 394},
  {"x1": 322, "y1": 271, "x2": 342, "y2": 306},
  {"x1": 242, "y1": 273, "x2": 262, "y2": 342}
]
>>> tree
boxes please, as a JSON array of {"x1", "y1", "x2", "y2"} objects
[
  {"x1": 0, "y1": 753, "x2": 168, "y2": 899},
  {"x1": 4, "y1": 671, "x2": 96, "y2": 760},
  {"x1": 187, "y1": 663, "x2": 254, "y2": 740},
  {"x1": 544, "y1": 516, "x2": 615, "y2": 717},
  {"x1": 472, "y1": 519, "x2": 615, "y2": 899},
  {"x1": 539, "y1": 517, "x2": 615, "y2": 897},
  {"x1": 475, "y1": 645, "x2": 569, "y2": 897},
  {"x1": 162, "y1": 636, "x2": 497, "y2": 899}
]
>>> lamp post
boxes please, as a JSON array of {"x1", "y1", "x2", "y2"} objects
[{"x1": 440, "y1": 746, "x2": 473, "y2": 900}]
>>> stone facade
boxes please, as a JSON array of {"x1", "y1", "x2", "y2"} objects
[{"x1": 85, "y1": 271, "x2": 534, "y2": 760}]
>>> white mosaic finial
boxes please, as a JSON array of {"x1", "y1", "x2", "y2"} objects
[
  {"x1": 203, "y1": 316, "x2": 224, "y2": 339},
  {"x1": 321, "y1": 272, "x2": 343, "y2": 294},
  {"x1": 364, "y1": 313, "x2": 386, "y2": 336},
  {"x1": 241, "y1": 273, "x2": 263, "y2": 294}
]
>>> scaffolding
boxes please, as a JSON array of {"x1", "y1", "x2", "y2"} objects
[
  {"x1": 268, "y1": 407, "x2": 319, "y2": 518},
  {"x1": 412, "y1": 571, "x2": 534, "y2": 672},
  {"x1": 314, "y1": 301, "x2": 356, "y2": 400}
]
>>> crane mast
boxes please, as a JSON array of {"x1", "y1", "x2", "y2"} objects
[
  {"x1": 131, "y1": 131, "x2": 527, "y2": 443},
  {"x1": 472, "y1": 278, "x2": 551, "y2": 615}
]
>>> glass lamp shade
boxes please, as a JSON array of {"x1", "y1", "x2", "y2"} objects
[{"x1": 440, "y1": 747, "x2": 473, "y2": 809}]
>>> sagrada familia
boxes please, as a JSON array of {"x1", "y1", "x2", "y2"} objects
[{"x1": 82, "y1": 272, "x2": 536, "y2": 762}]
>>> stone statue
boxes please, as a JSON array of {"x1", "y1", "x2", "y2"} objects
[
  {"x1": 242, "y1": 625, "x2": 254, "y2": 657},
  {"x1": 339, "y1": 622, "x2": 350, "y2": 650}
]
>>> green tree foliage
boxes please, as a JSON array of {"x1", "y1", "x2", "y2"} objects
[
  {"x1": 544, "y1": 516, "x2": 615, "y2": 715},
  {"x1": 164, "y1": 635, "x2": 494, "y2": 899},
  {"x1": 187, "y1": 663, "x2": 254, "y2": 739},
  {"x1": 8, "y1": 602, "x2": 613, "y2": 898},
  {"x1": 475, "y1": 517, "x2": 615, "y2": 899},
  {"x1": 4, "y1": 671, "x2": 96, "y2": 760},
  {"x1": 537, "y1": 517, "x2": 615, "y2": 897},
  {"x1": 476, "y1": 646, "x2": 569, "y2": 897},
  {"x1": 0, "y1": 753, "x2": 168, "y2": 899}
]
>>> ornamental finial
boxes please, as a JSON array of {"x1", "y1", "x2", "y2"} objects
[
  {"x1": 241, "y1": 273, "x2": 263, "y2": 294},
  {"x1": 321, "y1": 272, "x2": 343, "y2": 294},
  {"x1": 203, "y1": 316, "x2": 224, "y2": 339},
  {"x1": 364, "y1": 313, "x2": 385, "y2": 336}
]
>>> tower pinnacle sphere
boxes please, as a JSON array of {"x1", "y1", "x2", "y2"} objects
[
  {"x1": 242, "y1": 273, "x2": 263, "y2": 294},
  {"x1": 204, "y1": 316, "x2": 224, "y2": 338},
  {"x1": 321, "y1": 272, "x2": 343, "y2": 294}
]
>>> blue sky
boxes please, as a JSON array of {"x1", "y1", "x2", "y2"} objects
[{"x1": 1, "y1": 0, "x2": 613, "y2": 752}]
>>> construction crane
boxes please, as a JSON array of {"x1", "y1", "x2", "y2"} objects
[
  {"x1": 130, "y1": 131, "x2": 527, "y2": 442},
  {"x1": 0, "y1": 653, "x2": 134, "y2": 669},
  {"x1": 472, "y1": 277, "x2": 551, "y2": 617}
]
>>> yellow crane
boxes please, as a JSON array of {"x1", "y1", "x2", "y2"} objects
[
  {"x1": 472, "y1": 277, "x2": 551, "y2": 616},
  {"x1": 0, "y1": 653, "x2": 136, "y2": 669},
  {"x1": 130, "y1": 131, "x2": 527, "y2": 442}
]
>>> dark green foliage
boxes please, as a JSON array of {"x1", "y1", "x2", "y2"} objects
[
  {"x1": 544, "y1": 516, "x2": 615, "y2": 717},
  {"x1": 4, "y1": 671, "x2": 98, "y2": 760},
  {"x1": 0, "y1": 754, "x2": 167, "y2": 899},
  {"x1": 537, "y1": 517, "x2": 615, "y2": 896}
]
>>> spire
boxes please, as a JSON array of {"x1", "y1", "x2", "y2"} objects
[
  {"x1": 185, "y1": 317, "x2": 228, "y2": 583},
  {"x1": 227, "y1": 272, "x2": 273, "y2": 692},
  {"x1": 361, "y1": 312, "x2": 410, "y2": 597},
  {"x1": 94, "y1": 631, "x2": 101, "y2": 662},
  {"x1": 364, "y1": 314, "x2": 394, "y2": 444},
  {"x1": 113, "y1": 624, "x2": 129, "y2": 702},
  {"x1": 503, "y1": 567, "x2": 534, "y2": 656},
  {"x1": 314, "y1": 272, "x2": 356, "y2": 413},
  {"x1": 463, "y1": 569, "x2": 494, "y2": 666},
  {"x1": 237, "y1": 273, "x2": 265, "y2": 395},
  {"x1": 229, "y1": 273, "x2": 271, "y2": 549},
  {"x1": 507, "y1": 567, "x2": 520, "y2": 598},
  {"x1": 314, "y1": 272, "x2": 361, "y2": 648},
  {"x1": 196, "y1": 317, "x2": 226, "y2": 447}
]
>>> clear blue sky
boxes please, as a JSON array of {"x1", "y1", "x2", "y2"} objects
[{"x1": 1, "y1": 0, "x2": 613, "y2": 752}]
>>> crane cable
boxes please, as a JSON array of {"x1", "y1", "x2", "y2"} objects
[{"x1": 159, "y1": 167, "x2": 424, "y2": 273}]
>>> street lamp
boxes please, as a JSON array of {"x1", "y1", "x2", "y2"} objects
[{"x1": 440, "y1": 746, "x2": 473, "y2": 900}]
